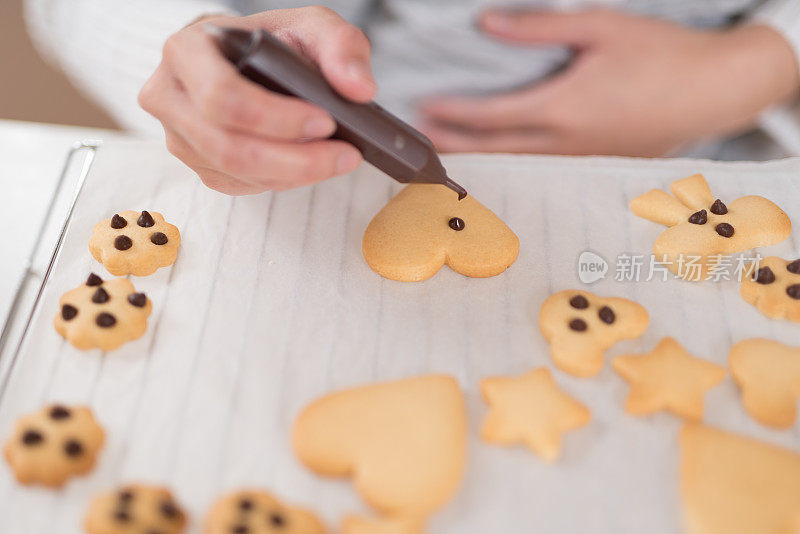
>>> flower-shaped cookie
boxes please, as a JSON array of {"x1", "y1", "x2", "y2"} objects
[
  {"x1": 85, "y1": 484, "x2": 187, "y2": 534},
  {"x1": 4, "y1": 404, "x2": 104, "y2": 487},
  {"x1": 362, "y1": 184, "x2": 519, "y2": 282},
  {"x1": 90, "y1": 210, "x2": 180, "y2": 276},
  {"x1": 54, "y1": 274, "x2": 152, "y2": 351},
  {"x1": 740, "y1": 256, "x2": 800, "y2": 323},
  {"x1": 205, "y1": 489, "x2": 326, "y2": 534},
  {"x1": 630, "y1": 174, "x2": 791, "y2": 281},
  {"x1": 539, "y1": 290, "x2": 649, "y2": 377}
]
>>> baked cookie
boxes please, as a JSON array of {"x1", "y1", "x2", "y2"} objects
[
  {"x1": 729, "y1": 338, "x2": 800, "y2": 429},
  {"x1": 292, "y1": 375, "x2": 467, "y2": 518},
  {"x1": 89, "y1": 210, "x2": 180, "y2": 276},
  {"x1": 54, "y1": 273, "x2": 152, "y2": 351},
  {"x1": 480, "y1": 367, "x2": 591, "y2": 462},
  {"x1": 740, "y1": 256, "x2": 800, "y2": 323},
  {"x1": 680, "y1": 423, "x2": 800, "y2": 534},
  {"x1": 204, "y1": 489, "x2": 325, "y2": 534},
  {"x1": 362, "y1": 184, "x2": 519, "y2": 282},
  {"x1": 539, "y1": 290, "x2": 649, "y2": 377},
  {"x1": 342, "y1": 515, "x2": 424, "y2": 534},
  {"x1": 613, "y1": 337, "x2": 725, "y2": 421},
  {"x1": 3, "y1": 404, "x2": 104, "y2": 487},
  {"x1": 85, "y1": 484, "x2": 187, "y2": 534},
  {"x1": 630, "y1": 174, "x2": 791, "y2": 281}
]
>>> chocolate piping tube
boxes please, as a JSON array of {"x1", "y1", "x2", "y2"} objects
[{"x1": 205, "y1": 25, "x2": 468, "y2": 200}]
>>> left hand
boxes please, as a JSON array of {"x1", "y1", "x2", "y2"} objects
[{"x1": 419, "y1": 9, "x2": 799, "y2": 157}]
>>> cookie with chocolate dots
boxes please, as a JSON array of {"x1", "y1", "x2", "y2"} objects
[
  {"x1": 204, "y1": 489, "x2": 325, "y2": 534},
  {"x1": 740, "y1": 256, "x2": 800, "y2": 323},
  {"x1": 3, "y1": 404, "x2": 104, "y2": 487},
  {"x1": 539, "y1": 290, "x2": 649, "y2": 377},
  {"x1": 85, "y1": 484, "x2": 187, "y2": 534},
  {"x1": 54, "y1": 274, "x2": 152, "y2": 351},
  {"x1": 90, "y1": 210, "x2": 180, "y2": 276},
  {"x1": 630, "y1": 174, "x2": 791, "y2": 281}
]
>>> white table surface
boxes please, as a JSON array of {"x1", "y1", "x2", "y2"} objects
[
  {"x1": 0, "y1": 120, "x2": 131, "y2": 362},
  {"x1": 0, "y1": 136, "x2": 797, "y2": 533}
]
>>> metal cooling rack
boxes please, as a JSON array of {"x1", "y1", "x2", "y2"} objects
[{"x1": 0, "y1": 140, "x2": 101, "y2": 399}]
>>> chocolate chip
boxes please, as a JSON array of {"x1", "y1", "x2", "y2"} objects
[
  {"x1": 61, "y1": 304, "x2": 78, "y2": 321},
  {"x1": 688, "y1": 209, "x2": 707, "y2": 225},
  {"x1": 568, "y1": 318, "x2": 587, "y2": 332},
  {"x1": 113, "y1": 509, "x2": 131, "y2": 522},
  {"x1": 269, "y1": 513, "x2": 285, "y2": 527},
  {"x1": 150, "y1": 232, "x2": 168, "y2": 245},
  {"x1": 569, "y1": 295, "x2": 589, "y2": 309},
  {"x1": 238, "y1": 499, "x2": 253, "y2": 512},
  {"x1": 754, "y1": 267, "x2": 775, "y2": 285},
  {"x1": 118, "y1": 489, "x2": 134, "y2": 503},
  {"x1": 715, "y1": 223, "x2": 734, "y2": 238},
  {"x1": 96, "y1": 312, "x2": 116, "y2": 328},
  {"x1": 127, "y1": 293, "x2": 147, "y2": 308},
  {"x1": 448, "y1": 217, "x2": 465, "y2": 231},
  {"x1": 49, "y1": 406, "x2": 71, "y2": 420},
  {"x1": 110, "y1": 214, "x2": 127, "y2": 229},
  {"x1": 709, "y1": 199, "x2": 728, "y2": 215},
  {"x1": 598, "y1": 306, "x2": 616, "y2": 324},
  {"x1": 63, "y1": 440, "x2": 83, "y2": 457},
  {"x1": 91, "y1": 287, "x2": 110, "y2": 304},
  {"x1": 787, "y1": 259, "x2": 800, "y2": 275},
  {"x1": 21, "y1": 430, "x2": 43, "y2": 446},
  {"x1": 160, "y1": 501, "x2": 180, "y2": 520},
  {"x1": 86, "y1": 273, "x2": 103, "y2": 286},
  {"x1": 788, "y1": 284, "x2": 800, "y2": 300},
  {"x1": 114, "y1": 235, "x2": 133, "y2": 251},
  {"x1": 231, "y1": 526, "x2": 248, "y2": 534},
  {"x1": 137, "y1": 210, "x2": 155, "y2": 228}
]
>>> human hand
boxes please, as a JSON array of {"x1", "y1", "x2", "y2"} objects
[
  {"x1": 419, "y1": 9, "x2": 799, "y2": 157},
  {"x1": 139, "y1": 7, "x2": 375, "y2": 195}
]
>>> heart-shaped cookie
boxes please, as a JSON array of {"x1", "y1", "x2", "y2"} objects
[
  {"x1": 630, "y1": 174, "x2": 791, "y2": 281},
  {"x1": 362, "y1": 185, "x2": 519, "y2": 282},
  {"x1": 291, "y1": 375, "x2": 467, "y2": 518}
]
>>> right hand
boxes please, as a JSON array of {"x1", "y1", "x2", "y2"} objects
[{"x1": 139, "y1": 7, "x2": 376, "y2": 195}]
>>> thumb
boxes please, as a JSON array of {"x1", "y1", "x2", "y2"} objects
[{"x1": 479, "y1": 9, "x2": 616, "y2": 47}]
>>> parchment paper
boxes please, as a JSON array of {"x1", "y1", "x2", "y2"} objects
[{"x1": 0, "y1": 140, "x2": 798, "y2": 533}]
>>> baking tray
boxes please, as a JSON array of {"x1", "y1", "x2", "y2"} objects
[{"x1": 0, "y1": 141, "x2": 798, "y2": 533}]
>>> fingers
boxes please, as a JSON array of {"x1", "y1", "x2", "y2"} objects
[
  {"x1": 160, "y1": 29, "x2": 336, "y2": 140},
  {"x1": 263, "y1": 7, "x2": 377, "y2": 102},
  {"x1": 479, "y1": 8, "x2": 619, "y2": 47},
  {"x1": 420, "y1": 79, "x2": 565, "y2": 131},
  {"x1": 419, "y1": 122, "x2": 560, "y2": 154},
  {"x1": 144, "y1": 69, "x2": 362, "y2": 193}
]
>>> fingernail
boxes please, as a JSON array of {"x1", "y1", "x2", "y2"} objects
[
  {"x1": 347, "y1": 60, "x2": 374, "y2": 84},
  {"x1": 336, "y1": 150, "x2": 361, "y2": 174},
  {"x1": 482, "y1": 12, "x2": 514, "y2": 31},
  {"x1": 303, "y1": 117, "x2": 335, "y2": 138}
]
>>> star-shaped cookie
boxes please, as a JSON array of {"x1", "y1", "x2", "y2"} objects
[
  {"x1": 730, "y1": 338, "x2": 800, "y2": 429},
  {"x1": 480, "y1": 367, "x2": 591, "y2": 462},
  {"x1": 630, "y1": 174, "x2": 791, "y2": 281},
  {"x1": 613, "y1": 338, "x2": 725, "y2": 421}
]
